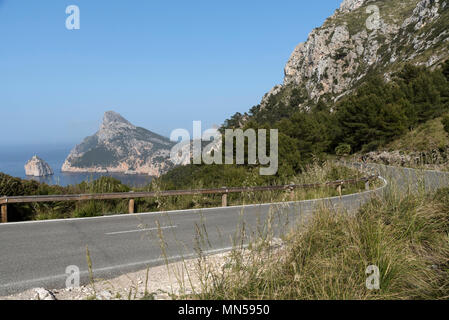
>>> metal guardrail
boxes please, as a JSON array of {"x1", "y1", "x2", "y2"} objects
[{"x1": 0, "y1": 175, "x2": 378, "y2": 223}]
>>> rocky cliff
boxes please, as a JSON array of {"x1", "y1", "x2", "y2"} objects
[
  {"x1": 260, "y1": 0, "x2": 449, "y2": 108},
  {"x1": 62, "y1": 111, "x2": 176, "y2": 177},
  {"x1": 25, "y1": 156, "x2": 54, "y2": 177}
]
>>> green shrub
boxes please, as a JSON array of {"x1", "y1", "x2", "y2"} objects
[
  {"x1": 72, "y1": 201, "x2": 104, "y2": 218},
  {"x1": 335, "y1": 143, "x2": 351, "y2": 156},
  {"x1": 0, "y1": 173, "x2": 130, "y2": 221}
]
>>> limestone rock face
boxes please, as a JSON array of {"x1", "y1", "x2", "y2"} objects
[
  {"x1": 339, "y1": 0, "x2": 366, "y2": 13},
  {"x1": 62, "y1": 111, "x2": 177, "y2": 177},
  {"x1": 259, "y1": 0, "x2": 449, "y2": 109},
  {"x1": 361, "y1": 148, "x2": 449, "y2": 167},
  {"x1": 25, "y1": 156, "x2": 54, "y2": 177}
]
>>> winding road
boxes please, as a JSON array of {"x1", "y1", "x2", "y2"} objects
[{"x1": 0, "y1": 163, "x2": 448, "y2": 296}]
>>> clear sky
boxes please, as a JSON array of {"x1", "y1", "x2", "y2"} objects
[{"x1": 0, "y1": 0, "x2": 342, "y2": 146}]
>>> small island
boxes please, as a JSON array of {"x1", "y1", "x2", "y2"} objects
[{"x1": 25, "y1": 155, "x2": 54, "y2": 177}]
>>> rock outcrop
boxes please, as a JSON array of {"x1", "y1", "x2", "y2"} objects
[
  {"x1": 260, "y1": 0, "x2": 449, "y2": 108},
  {"x1": 360, "y1": 148, "x2": 449, "y2": 167},
  {"x1": 33, "y1": 288, "x2": 56, "y2": 300},
  {"x1": 339, "y1": 0, "x2": 366, "y2": 13},
  {"x1": 62, "y1": 111, "x2": 177, "y2": 177},
  {"x1": 25, "y1": 156, "x2": 54, "y2": 177}
]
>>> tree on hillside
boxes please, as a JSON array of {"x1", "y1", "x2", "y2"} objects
[
  {"x1": 396, "y1": 64, "x2": 449, "y2": 125},
  {"x1": 335, "y1": 77, "x2": 408, "y2": 152},
  {"x1": 277, "y1": 110, "x2": 335, "y2": 165},
  {"x1": 223, "y1": 112, "x2": 246, "y2": 130},
  {"x1": 443, "y1": 59, "x2": 449, "y2": 81}
]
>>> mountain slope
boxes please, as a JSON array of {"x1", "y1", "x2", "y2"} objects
[
  {"x1": 208, "y1": 0, "x2": 449, "y2": 182},
  {"x1": 256, "y1": 0, "x2": 449, "y2": 114},
  {"x1": 62, "y1": 111, "x2": 176, "y2": 176},
  {"x1": 360, "y1": 114, "x2": 449, "y2": 167}
]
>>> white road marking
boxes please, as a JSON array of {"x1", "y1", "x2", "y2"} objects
[{"x1": 105, "y1": 225, "x2": 177, "y2": 235}]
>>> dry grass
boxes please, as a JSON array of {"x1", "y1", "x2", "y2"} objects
[
  {"x1": 386, "y1": 117, "x2": 449, "y2": 153},
  {"x1": 190, "y1": 183, "x2": 449, "y2": 300}
]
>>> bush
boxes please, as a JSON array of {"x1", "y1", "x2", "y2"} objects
[
  {"x1": 335, "y1": 143, "x2": 351, "y2": 156},
  {"x1": 0, "y1": 173, "x2": 131, "y2": 221},
  {"x1": 441, "y1": 115, "x2": 449, "y2": 134}
]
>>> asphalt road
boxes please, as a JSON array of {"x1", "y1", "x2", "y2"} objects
[{"x1": 0, "y1": 163, "x2": 447, "y2": 296}]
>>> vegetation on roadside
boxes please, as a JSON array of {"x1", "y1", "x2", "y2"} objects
[
  {"x1": 49, "y1": 172, "x2": 448, "y2": 301},
  {"x1": 0, "y1": 174, "x2": 131, "y2": 221},
  {"x1": 385, "y1": 116, "x2": 449, "y2": 152},
  {"x1": 0, "y1": 162, "x2": 372, "y2": 222},
  {"x1": 138, "y1": 161, "x2": 376, "y2": 214},
  {"x1": 190, "y1": 183, "x2": 449, "y2": 300},
  {"x1": 354, "y1": 114, "x2": 449, "y2": 171}
]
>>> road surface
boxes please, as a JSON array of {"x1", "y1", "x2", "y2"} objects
[{"x1": 0, "y1": 163, "x2": 447, "y2": 296}]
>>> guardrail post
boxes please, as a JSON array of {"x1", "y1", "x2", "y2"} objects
[
  {"x1": 365, "y1": 180, "x2": 370, "y2": 191},
  {"x1": 129, "y1": 199, "x2": 135, "y2": 214},
  {"x1": 1, "y1": 203, "x2": 7, "y2": 223},
  {"x1": 222, "y1": 188, "x2": 228, "y2": 207},
  {"x1": 289, "y1": 186, "x2": 295, "y2": 201},
  {"x1": 129, "y1": 191, "x2": 135, "y2": 214},
  {"x1": 337, "y1": 183, "x2": 342, "y2": 197}
]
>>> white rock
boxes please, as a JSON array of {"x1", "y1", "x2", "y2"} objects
[
  {"x1": 98, "y1": 290, "x2": 113, "y2": 300},
  {"x1": 33, "y1": 288, "x2": 56, "y2": 300},
  {"x1": 25, "y1": 155, "x2": 54, "y2": 177},
  {"x1": 339, "y1": 0, "x2": 366, "y2": 13}
]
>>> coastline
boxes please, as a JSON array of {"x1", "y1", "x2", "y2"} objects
[{"x1": 61, "y1": 160, "x2": 166, "y2": 177}]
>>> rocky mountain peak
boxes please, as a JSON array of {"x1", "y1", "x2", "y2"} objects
[
  {"x1": 103, "y1": 111, "x2": 132, "y2": 125},
  {"x1": 259, "y1": 0, "x2": 449, "y2": 109},
  {"x1": 62, "y1": 111, "x2": 176, "y2": 177},
  {"x1": 101, "y1": 111, "x2": 135, "y2": 130},
  {"x1": 98, "y1": 111, "x2": 136, "y2": 142},
  {"x1": 339, "y1": 0, "x2": 366, "y2": 13}
]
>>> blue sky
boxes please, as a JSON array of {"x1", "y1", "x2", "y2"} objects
[{"x1": 0, "y1": 0, "x2": 342, "y2": 146}]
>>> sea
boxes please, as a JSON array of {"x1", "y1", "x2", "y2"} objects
[{"x1": 0, "y1": 144, "x2": 153, "y2": 187}]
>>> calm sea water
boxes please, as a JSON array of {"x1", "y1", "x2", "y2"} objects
[{"x1": 0, "y1": 144, "x2": 153, "y2": 187}]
